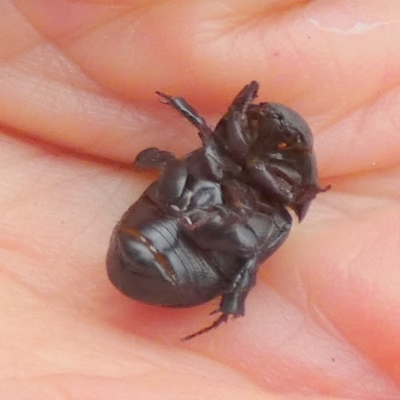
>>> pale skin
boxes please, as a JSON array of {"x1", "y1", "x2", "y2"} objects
[{"x1": 1, "y1": 0, "x2": 400, "y2": 398}]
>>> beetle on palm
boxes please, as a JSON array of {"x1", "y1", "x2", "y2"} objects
[{"x1": 106, "y1": 81, "x2": 327, "y2": 339}]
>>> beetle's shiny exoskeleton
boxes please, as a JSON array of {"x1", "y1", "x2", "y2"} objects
[{"x1": 107, "y1": 81, "x2": 327, "y2": 339}]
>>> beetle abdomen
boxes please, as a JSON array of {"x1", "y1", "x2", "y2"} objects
[{"x1": 107, "y1": 207, "x2": 233, "y2": 307}]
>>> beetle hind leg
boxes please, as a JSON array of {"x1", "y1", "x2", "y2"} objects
[
  {"x1": 219, "y1": 258, "x2": 258, "y2": 316},
  {"x1": 181, "y1": 259, "x2": 258, "y2": 341},
  {"x1": 181, "y1": 313, "x2": 229, "y2": 341}
]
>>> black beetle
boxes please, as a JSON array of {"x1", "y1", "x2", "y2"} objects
[{"x1": 107, "y1": 81, "x2": 327, "y2": 339}]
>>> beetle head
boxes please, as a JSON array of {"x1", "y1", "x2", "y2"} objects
[
  {"x1": 246, "y1": 103, "x2": 322, "y2": 220},
  {"x1": 250, "y1": 102, "x2": 314, "y2": 155}
]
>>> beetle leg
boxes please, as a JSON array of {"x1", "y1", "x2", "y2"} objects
[
  {"x1": 217, "y1": 208, "x2": 292, "y2": 315},
  {"x1": 221, "y1": 180, "x2": 257, "y2": 211},
  {"x1": 146, "y1": 160, "x2": 192, "y2": 213},
  {"x1": 185, "y1": 179, "x2": 223, "y2": 210},
  {"x1": 220, "y1": 81, "x2": 260, "y2": 160},
  {"x1": 135, "y1": 147, "x2": 176, "y2": 170},
  {"x1": 224, "y1": 110, "x2": 251, "y2": 160},
  {"x1": 181, "y1": 259, "x2": 258, "y2": 341},
  {"x1": 229, "y1": 81, "x2": 259, "y2": 111},
  {"x1": 183, "y1": 208, "x2": 291, "y2": 339},
  {"x1": 180, "y1": 208, "x2": 259, "y2": 257},
  {"x1": 156, "y1": 91, "x2": 214, "y2": 141},
  {"x1": 181, "y1": 313, "x2": 229, "y2": 341},
  {"x1": 219, "y1": 258, "x2": 258, "y2": 316},
  {"x1": 212, "y1": 81, "x2": 259, "y2": 162},
  {"x1": 247, "y1": 159, "x2": 331, "y2": 221},
  {"x1": 292, "y1": 183, "x2": 331, "y2": 221},
  {"x1": 246, "y1": 160, "x2": 293, "y2": 203}
]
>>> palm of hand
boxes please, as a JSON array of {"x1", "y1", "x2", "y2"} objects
[{"x1": 1, "y1": 1, "x2": 400, "y2": 398}]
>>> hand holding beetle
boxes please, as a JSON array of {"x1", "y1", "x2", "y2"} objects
[{"x1": 1, "y1": 1, "x2": 400, "y2": 399}]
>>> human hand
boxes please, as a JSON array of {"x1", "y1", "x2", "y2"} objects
[{"x1": 1, "y1": 1, "x2": 400, "y2": 398}]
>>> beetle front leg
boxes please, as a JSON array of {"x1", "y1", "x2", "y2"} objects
[
  {"x1": 229, "y1": 80, "x2": 259, "y2": 111},
  {"x1": 246, "y1": 160, "x2": 293, "y2": 203},
  {"x1": 223, "y1": 81, "x2": 259, "y2": 160},
  {"x1": 156, "y1": 91, "x2": 214, "y2": 142}
]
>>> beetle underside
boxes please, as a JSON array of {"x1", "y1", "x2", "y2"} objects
[{"x1": 107, "y1": 81, "x2": 328, "y2": 339}]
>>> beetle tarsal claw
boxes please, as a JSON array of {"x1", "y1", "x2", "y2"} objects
[
  {"x1": 155, "y1": 91, "x2": 170, "y2": 102},
  {"x1": 181, "y1": 314, "x2": 229, "y2": 341}
]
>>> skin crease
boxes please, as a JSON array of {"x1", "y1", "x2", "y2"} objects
[{"x1": 1, "y1": 0, "x2": 400, "y2": 398}]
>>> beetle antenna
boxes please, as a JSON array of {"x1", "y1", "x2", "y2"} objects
[{"x1": 181, "y1": 313, "x2": 229, "y2": 341}]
